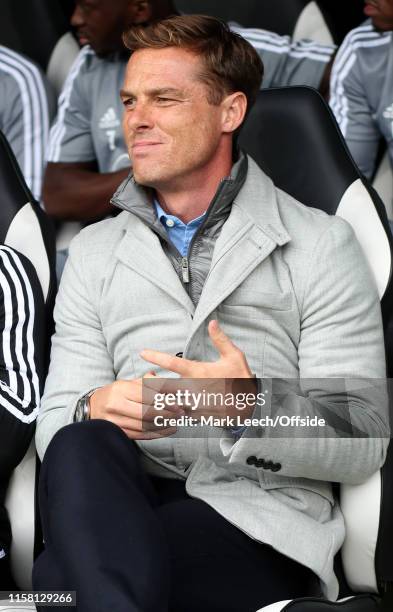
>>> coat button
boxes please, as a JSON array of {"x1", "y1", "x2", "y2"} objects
[
  {"x1": 246, "y1": 455, "x2": 257, "y2": 466},
  {"x1": 271, "y1": 463, "x2": 282, "y2": 472}
]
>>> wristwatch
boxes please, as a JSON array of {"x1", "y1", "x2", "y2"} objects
[{"x1": 74, "y1": 389, "x2": 97, "y2": 422}]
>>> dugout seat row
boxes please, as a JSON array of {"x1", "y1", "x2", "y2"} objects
[{"x1": 0, "y1": 88, "x2": 392, "y2": 611}]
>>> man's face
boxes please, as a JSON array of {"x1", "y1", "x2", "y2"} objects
[
  {"x1": 364, "y1": 0, "x2": 393, "y2": 31},
  {"x1": 71, "y1": 0, "x2": 151, "y2": 56},
  {"x1": 121, "y1": 47, "x2": 230, "y2": 190}
]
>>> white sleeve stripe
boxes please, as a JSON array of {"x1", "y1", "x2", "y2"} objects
[
  {"x1": 330, "y1": 53, "x2": 357, "y2": 136},
  {"x1": 48, "y1": 46, "x2": 94, "y2": 162},
  {"x1": 231, "y1": 27, "x2": 335, "y2": 58},
  {"x1": 330, "y1": 34, "x2": 391, "y2": 133},
  {"x1": 237, "y1": 39, "x2": 333, "y2": 61},
  {"x1": 0, "y1": 249, "x2": 35, "y2": 408},
  {"x1": 0, "y1": 248, "x2": 39, "y2": 421},
  {"x1": 0, "y1": 385, "x2": 38, "y2": 423},
  {"x1": 0, "y1": 48, "x2": 49, "y2": 200},
  {"x1": 332, "y1": 34, "x2": 390, "y2": 85},
  {"x1": 334, "y1": 29, "x2": 390, "y2": 68}
]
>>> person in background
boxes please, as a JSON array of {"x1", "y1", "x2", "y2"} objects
[
  {"x1": 0, "y1": 246, "x2": 45, "y2": 588},
  {"x1": 330, "y1": 0, "x2": 393, "y2": 180},
  {"x1": 0, "y1": 46, "x2": 55, "y2": 202},
  {"x1": 43, "y1": 0, "x2": 336, "y2": 222}
]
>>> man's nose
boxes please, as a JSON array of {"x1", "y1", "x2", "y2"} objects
[
  {"x1": 71, "y1": 4, "x2": 85, "y2": 28},
  {"x1": 126, "y1": 102, "x2": 154, "y2": 131}
]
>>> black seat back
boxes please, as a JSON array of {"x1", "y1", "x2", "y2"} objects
[
  {"x1": 239, "y1": 86, "x2": 393, "y2": 598},
  {"x1": 0, "y1": 0, "x2": 71, "y2": 71}
]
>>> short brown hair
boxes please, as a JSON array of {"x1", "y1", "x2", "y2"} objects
[{"x1": 123, "y1": 14, "x2": 263, "y2": 113}]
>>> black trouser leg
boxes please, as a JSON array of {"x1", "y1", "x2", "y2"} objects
[
  {"x1": 33, "y1": 420, "x2": 170, "y2": 612},
  {"x1": 34, "y1": 420, "x2": 321, "y2": 612},
  {"x1": 159, "y1": 498, "x2": 320, "y2": 612},
  {"x1": 0, "y1": 409, "x2": 35, "y2": 589}
]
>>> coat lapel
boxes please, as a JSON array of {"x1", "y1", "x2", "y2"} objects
[
  {"x1": 115, "y1": 219, "x2": 195, "y2": 315},
  {"x1": 187, "y1": 157, "x2": 291, "y2": 340}
]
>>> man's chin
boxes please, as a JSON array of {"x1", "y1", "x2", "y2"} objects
[{"x1": 132, "y1": 171, "x2": 160, "y2": 188}]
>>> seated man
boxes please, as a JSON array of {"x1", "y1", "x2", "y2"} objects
[
  {"x1": 43, "y1": 0, "x2": 335, "y2": 221},
  {"x1": 330, "y1": 0, "x2": 393, "y2": 179},
  {"x1": 0, "y1": 45, "x2": 55, "y2": 202},
  {"x1": 34, "y1": 15, "x2": 388, "y2": 612},
  {"x1": 0, "y1": 246, "x2": 45, "y2": 588}
]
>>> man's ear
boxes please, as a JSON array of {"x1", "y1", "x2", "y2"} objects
[
  {"x1": 221, "y1": 92, "x2": 247, "y2": 134},
  {"x1": 127, "y1": 0, "x2": 152, "y2": 25}
]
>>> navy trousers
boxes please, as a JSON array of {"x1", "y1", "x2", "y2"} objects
[{"x1": 33, "y1": 420, "x2": 320, "y2": 611}]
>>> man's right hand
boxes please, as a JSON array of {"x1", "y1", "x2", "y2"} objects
[{"x1": 89, "y1": 374, "x2": 182, "y2": 440}]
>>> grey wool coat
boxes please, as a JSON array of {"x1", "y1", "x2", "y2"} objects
[{"x1": 36, "y1": 156, "x2": 389, "y2": 599}]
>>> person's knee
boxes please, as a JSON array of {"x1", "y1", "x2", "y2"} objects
[{"x1": 43, "y1": 420, "x2": 135, "y2": 473}]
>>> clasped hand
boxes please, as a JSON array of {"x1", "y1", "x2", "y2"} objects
[{"x1": 90, "y1": 320, "x2": 256, "y2": 439}]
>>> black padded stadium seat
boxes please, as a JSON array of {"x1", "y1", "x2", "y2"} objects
[
  {"x1": 0, "y1": 0, "x2": 79, "y2": 94},
  {"x1": 0, "y1": 130, "x2": 57, "y2": 603},
  {"x1": 238, "y1": 87, "x2": 393, "y2": 611}
]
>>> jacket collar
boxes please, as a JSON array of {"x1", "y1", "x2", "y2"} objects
[
  {"x1": 110, "y1": 151, "x2": 248, "y2": 234},
  {"x1": 110, "y1": 152, "x2": 290, "y2": 247},
  {"x1": 111, "y1": 154, "x2": 291, "y2": 327}
]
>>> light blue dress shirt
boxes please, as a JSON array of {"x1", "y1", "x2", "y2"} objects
[{"x1": 154, "y1": 199, "x2": 206, "y2": 256}]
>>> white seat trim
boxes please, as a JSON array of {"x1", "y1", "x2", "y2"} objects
[
  {"x1": 5, "y1": 203, "x2": 50, "y2": 300},
  {"x1": 341, "y1": 471, "x2": 380, "y2": 593},
  {"x1": 4, "y1": 440, "x2": 36, "y2": 590},
  {"x1": 293, "y1": 1, "x2": 334, "y2": 45},
  {"x1": 46, "y1": 32, "x2": 80, "y2": 96},
  {"x1": 337, "y1": 178, "x2": 391, "y2": 298},
  {"x1": 372, "y1": 151, "x2": 393, "y2": 221}
]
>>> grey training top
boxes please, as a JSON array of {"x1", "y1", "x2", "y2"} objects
[
  {"x1": 0, "y1": 46, "x2": 55, "y2": 201},
  {"x1": 330, "y1": 20, "x2": 393, "y2": 179},
  {"x1": 47, "y1": 28, "x2": 335, "y2": 172}
]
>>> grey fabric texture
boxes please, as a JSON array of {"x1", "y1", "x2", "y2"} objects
[
  {"x1": 36, "y1": 155, "x2": 389, "y2": 600},
  {"x1": 0, "y1": 46, "x2": 55, "y2": 201},
  {"x1": 330, "y1": 20, "x2": 393, "y2": 179}
]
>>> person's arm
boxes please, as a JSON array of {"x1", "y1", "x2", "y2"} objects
[
  {"x1": 43, "y1": 161, "x2": 129, "y2": 221},
  {"x1": 220, "y1": 217, "x2": 389, "y2": 484},
  {"x1": 0, "y1": 48, "x2": 53, "y2": 202},
  {"x1": 43, "y1": 46, "x2": 129, "y2": 221},
  {"x1": 230, "y1": 25, "x2": 336, "y2": 93},
  {"x1": 0, "y1": 247, "x2": 45, "y2": 473},
  {"x1": 35, "y1": 232, "x2": 178, "y2": 460},
  {"x1": 329, "y1": 34, "x2": 380, "y2": 179}
]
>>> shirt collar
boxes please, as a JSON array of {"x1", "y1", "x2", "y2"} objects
[{"x1": 154, "y1": 199, "x2": 206, "y2": 228}]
